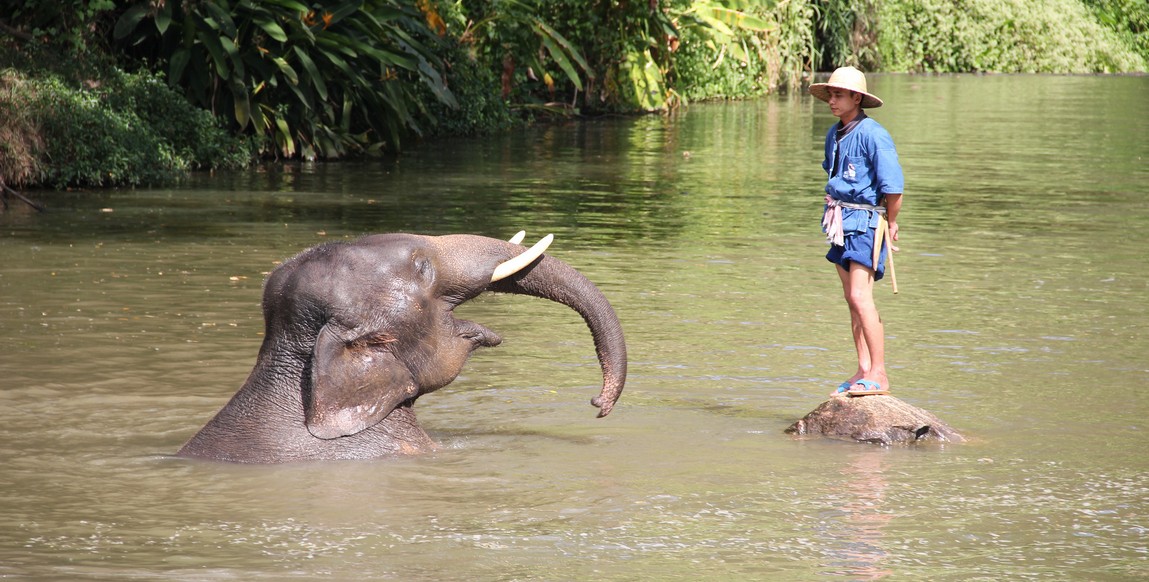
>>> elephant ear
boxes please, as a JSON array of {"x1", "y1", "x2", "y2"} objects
[{"x1": 306, "y1": 324, "x2": 418, "y2": 440}]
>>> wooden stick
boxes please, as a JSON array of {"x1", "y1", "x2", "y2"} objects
[
  {"x1": 872, "y1": 213, "x2": 897, "y2": 294},
  {"x1": 885, "y1": 218, "x2": 898, "y2": 294},
  {"x1": 871, "y1": 215, "x2": 885, "y2": 272}
]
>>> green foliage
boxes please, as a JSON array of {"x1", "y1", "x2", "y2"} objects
[
  {"x1": 113, "y1": 0, "x2": 457, "y2": 159},
  {"x1": 451, "y1": 0, "x2": 788, "y2": 113},
  {"x1": 419, "y1": 35, "x2": 517, "y2": 136},
  {"x1": 445, "y1": 0, "x2": 599, "y2": 110},
  {"x1": 0, "y1": 68, "x2": 251, "y2": 189},
  {"x1": 29, "y1": 74, "x2": 182, "y2": 188},
  {"x1": 1083, "y1": 0, "x2": 1149, "y2": 63},
  {"x1": 670, "y1": 0, "x2": 815, "y2": 102},
  {"x1": 1, "y1": 0, "x2": 118, "y2": 54},
  {"x1": 0, "y1": 70, "x2": 44, "y2": 187},
  {"x1": 104, "y1": 72, "x2": 255, "y2": 171},
  {"x1": 3, "y1": 0, "x2": 1147, "y2": 192},
  {"x1": 580, "y1": 0, "x2": 676, "y2": 112},
  {"x1": 450, "y1": 0, "x2": 807, "y2": 112},
  {"x1": 812, "y1": 0, "x2": 879, "y2": 70},
  {"x1": 875, "y1": 0, "x2": 1147, "y2": 73}
]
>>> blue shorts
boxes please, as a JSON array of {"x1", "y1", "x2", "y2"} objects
[{"x1": 826, "y1": 227, "x2": 886, "y2": 281}]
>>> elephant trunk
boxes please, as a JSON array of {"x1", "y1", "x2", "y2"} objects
[{"x1": 487, "y1": 250, "x2": 627, "y2": 417}]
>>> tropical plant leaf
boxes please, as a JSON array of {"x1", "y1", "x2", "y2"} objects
[
  {"x1": 701, "y1": 6, "x2": 775, "y2": 33},
  {"x1": 275, "y1": 115, "x2": 295, "y2": 157},
  {"x1": 622, "y1": 47, "x2": 667, "y2": 112},
  {"x1": 415, "y1": 54, "x2": 457, "y2": 107},
  {"x1": 220, "y1": 36, "x2": 245, "y2": 80},
  {"x1": 689, "y1": 11, "x2": 735, "y2": 37},
  {"x1": 155, "y1": 1, "x2": 173, "y2": 34},
  {"x1": 261, "y1": 0, "x2": 311, "y2": 12},
  {"x1": 728, "y1": 37, "x2": 749, "y2": 64},
  {"x1": 270, "y1": 56, "x2": 299, "y2": 85},
  {"x1": 110, "y1": 0, "x2": 454, "y2": 157},
  {"x1": 255, "y1": 17, "x2": 289, "y2": 42},
  {"x1": 539, "y1": 34, "x2": 583, "y2": 91},
  {"x1": 169, "y1": 47, "x2": 190, "y2": 84},
  {"x1": 340, "y1": 92, "x2": 352, "y2": 133},
  {"x1": 292, "y1": 46, "x2": 328, "y2": 101},
  {"x1": 326, "y1": 0, "x2": 365, "y2": 27},
  {"x1": 231, "y1": 78, "x2": 251, "y2": 129},
  {"x1": 202, "y1": 2, "x2": 237, "y2": 37},
  {"x1": 654, "y1": 11, "x2": 679, "y2": 40},
  {"x1": 316, "y1": 46, "x2": 354, "y2": 78},
  {"x1": 198, "y1": 31, "x2": 231, "y2": 79},
  {"x1": 535, "y1": 19, "x2": 591, "y2": 77},
  {"x1": 113, "y1": 5, "x2": 149, "y2": 40}
]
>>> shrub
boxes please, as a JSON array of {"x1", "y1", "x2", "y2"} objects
[
  {"x1": 421, "y1": 37, "x2": 518, "y2": 137},
  {"x1": 0, "y1": 68, "x2": 252, "y2": 189},
  {"x1": 0, "y1": 70, "x2": 45, "y2": 187},
  {"x1": 31, "y1": 73, "x2": 185, "y2": 188},
  {"x1": 113, "y1": 0, "x2": 458, "y2": 158},
  {"x1": 103, "y1": 71, "x2": 254, "y2": 171},
  {"x1": 436, "y1": 0, "x2": 603, "y2": 112},
  {"x1": 671, "y1": 0, "x2": 816, "y2": 102},
  {"x1": 876, "y1": 0, "x2": 1147, "y2": 73},
  {"x1": 1083, "y1": 0, "x2": 1149, "y2": 64}
]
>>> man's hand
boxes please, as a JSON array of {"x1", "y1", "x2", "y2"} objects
[{"x1": 883, "y1": 193, "x2": 902, "y2": 252}]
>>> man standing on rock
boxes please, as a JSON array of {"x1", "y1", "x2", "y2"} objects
[{"x1": 809, "y1": 66, "x2": 904, "y2": 397}]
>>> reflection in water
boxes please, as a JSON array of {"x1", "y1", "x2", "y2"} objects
[
  {"x1": 1, "y1": 75, "x2": 1148, "y2": 579},
  {"x1": 824, "y1": 448, "x2": 894, "y2": 580}
]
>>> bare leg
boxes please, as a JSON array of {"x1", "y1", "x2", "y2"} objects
[
  {"x1": 836, "y1": 264, "x2": 869, "y2": 389},
  {"x1": 838, "y1": 262, "x2": 890, "y2": 393}
]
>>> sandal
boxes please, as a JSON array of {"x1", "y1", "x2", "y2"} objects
[
  {"x1": 833, "y1": 381, "x2": 854, "y2": 396},
  {"x1": 846, "y1": 379, "x2": 889, "y2": 396}
]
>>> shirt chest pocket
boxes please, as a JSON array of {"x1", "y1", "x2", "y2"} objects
[{"x1": 839, "y1": 155, "x2": 869, "y2": 183}]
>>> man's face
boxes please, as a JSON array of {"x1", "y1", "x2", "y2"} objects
[{"x1": 827, "y1": 88, "x2": 861, "y2": 121}]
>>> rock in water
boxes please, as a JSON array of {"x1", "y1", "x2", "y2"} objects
[{"x1": 786, "y1": 395, "x2": 965, "y2": 445}]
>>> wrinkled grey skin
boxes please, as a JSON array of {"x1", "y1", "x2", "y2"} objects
[{"x1": 177, "y1": 233, "x2": 627, "y2": 463}]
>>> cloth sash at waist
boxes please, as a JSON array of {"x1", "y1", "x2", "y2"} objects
[{"x1": 821, "y1": 195, "x2": 886, "y2": 247}]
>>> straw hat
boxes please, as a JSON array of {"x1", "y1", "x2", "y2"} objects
[{"x1": 808, "y1": 66, "x2": 883, "y2": 109}]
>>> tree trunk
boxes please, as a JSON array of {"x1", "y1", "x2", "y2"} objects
[{"x1": 786, "y1": 395, "x2": 965, "y2": 445}]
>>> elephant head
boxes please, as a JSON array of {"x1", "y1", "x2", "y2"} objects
[{"x1": 177, "y1": 232, "x2": 627, "y2": 463}]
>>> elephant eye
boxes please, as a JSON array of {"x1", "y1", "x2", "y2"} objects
[
  {"x1": 413, "y1": 255, "x2": 434, "y2": 281},
  {"x1": 350, "y1": 333, "x2": 397, "y2": 349}
]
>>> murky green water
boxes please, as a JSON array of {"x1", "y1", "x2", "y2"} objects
[{"x1": 2, "y1": 75, "x2": 1147, "y2": 580}]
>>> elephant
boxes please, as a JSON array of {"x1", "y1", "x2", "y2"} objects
[{"x1": 176, "y1": 232, "x2": 627, "y2": 463}]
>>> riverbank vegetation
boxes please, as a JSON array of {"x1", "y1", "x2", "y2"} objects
[{"x1": 1, "y1": 0, "x2": 1145, "y2": 190}]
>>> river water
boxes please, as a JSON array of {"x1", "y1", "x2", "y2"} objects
[{"x1": 2, "y1": 75, "x2": 1147, "y2": 580}]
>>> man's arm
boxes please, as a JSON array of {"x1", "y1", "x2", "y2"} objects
[{"x1": 883, "y1": 193, "x2": 902, "y2": 243}]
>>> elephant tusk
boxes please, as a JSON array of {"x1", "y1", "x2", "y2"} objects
[
  {"x1": 491, "y1": 234, "x2": 553, "y2": 282},
  {"x1": 508, "y1": 231, "x2": 526, "y2": 245}
]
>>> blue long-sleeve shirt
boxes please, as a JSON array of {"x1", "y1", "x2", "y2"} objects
[{"x1": 821, "y1": 115, "x2": 904, "y2": 236}]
